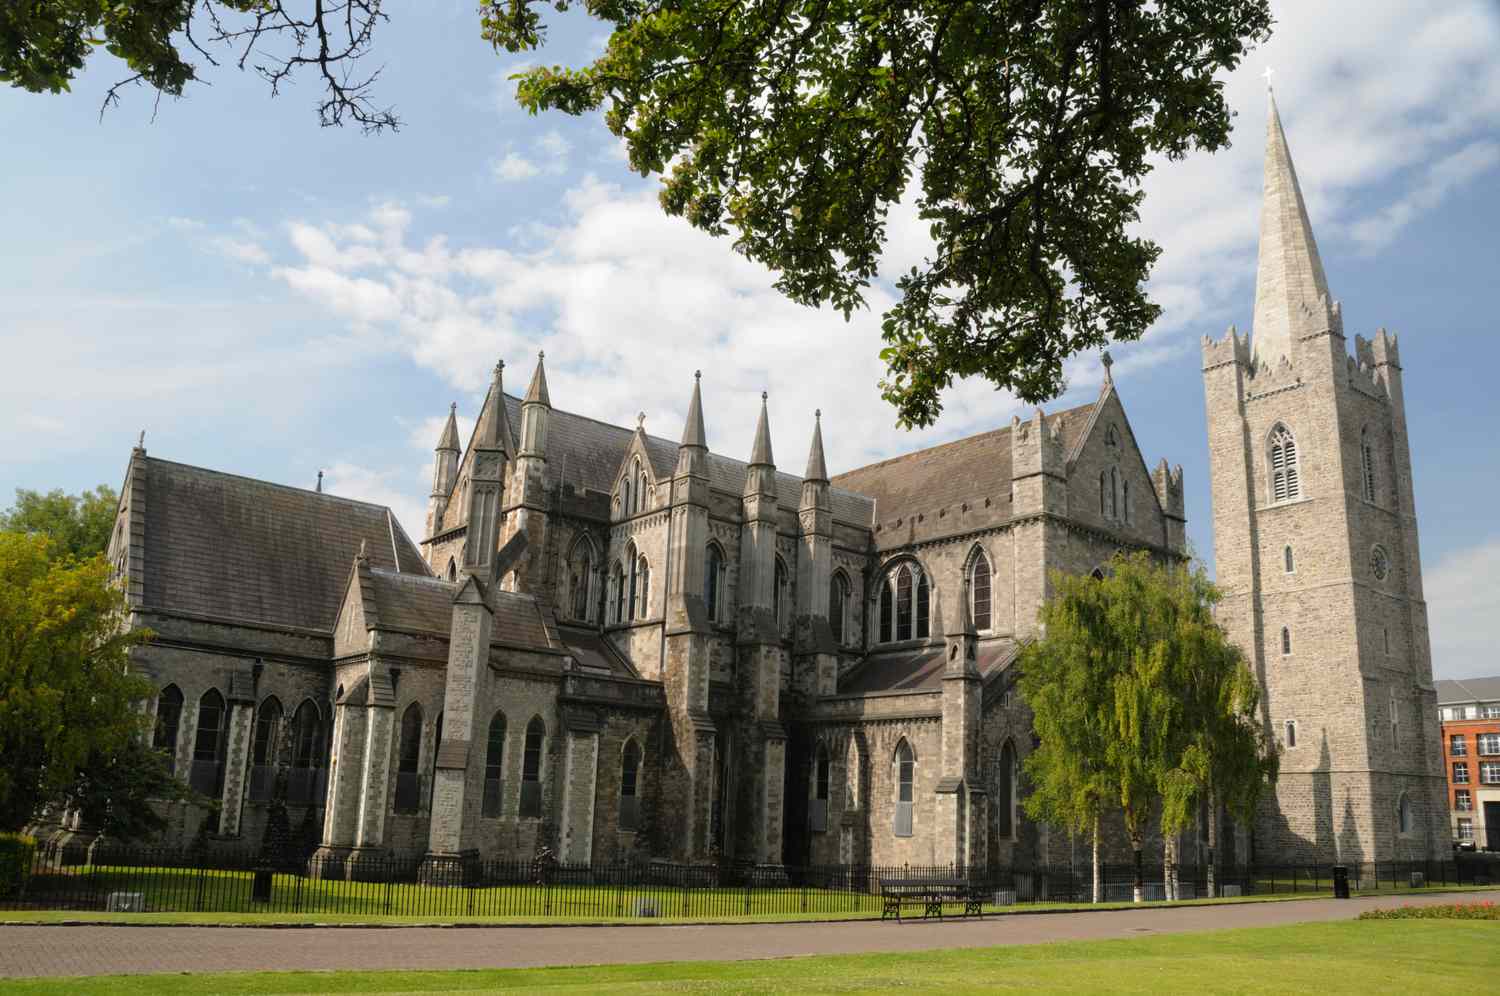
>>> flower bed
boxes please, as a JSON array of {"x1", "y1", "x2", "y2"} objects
[{"x1": 1359, "y1": 901, "x2": 1500, "y2": 921}]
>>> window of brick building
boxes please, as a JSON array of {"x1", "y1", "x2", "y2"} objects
[
  {"x1": 893, "y1": 740, "x2": 915, "y2": 837},
  {"x1": 1485, "y1": 704, "x2": 1500, "y2": 719},
  {"x1": 1452, "y1": 735, "x2": 1468, "y2": 756},
  {"x1": 1481, "y1": 762, "x2": 1500, "y2": 785},
  {"x1": 520, "y1": 716, "x2": 546, "y2": 818},
  {"x1": 1479, "y1": 733, "x2": 1500, "y2": 756},
  {"x1": 482, "y1": 712, "x2": 506, "y2": 818},
  {"x1": 1458, "y1": 818, "x2": 1474, "y2": 842},
  {"x1": 1456, "y1": 790, "x2": 1472, "y2": 812},
  {"x1": 1454, "y1": 762, "x2": 1470, "y2": 784},
  {"x1": 620, "y1": 738, "x2": 642, "y2": 831}
]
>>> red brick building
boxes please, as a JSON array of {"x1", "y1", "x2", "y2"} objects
[{"x1": 1436, "y1": 678, "x2": 1500, "y2": 851}]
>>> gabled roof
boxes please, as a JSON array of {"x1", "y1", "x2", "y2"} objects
[
  {"x1": 138, "y1": 456, "x2": 429, "y2": 632},
  {"x1": 831, "y1": 403, "x2": 1093, "y2": 529},
  {"x1": 1436, "y1": 677, "x2": 1500, "y2": 706}
]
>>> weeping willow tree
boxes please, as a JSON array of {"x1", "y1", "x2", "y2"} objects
[{"x1": 1022, "y1": 551, "x2": 1277, "y2": 903}]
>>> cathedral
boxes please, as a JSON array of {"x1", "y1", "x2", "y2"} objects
[{"x1": 96, "y1": 94, "x2": 1448, "y2": 874}]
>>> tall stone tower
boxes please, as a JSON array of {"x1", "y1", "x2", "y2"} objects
[{"x1": 1202, "y1": 93, "x2": 1449, "y2": 863}]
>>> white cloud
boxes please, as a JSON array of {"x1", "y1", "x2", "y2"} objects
[
  {"x1": 1350, "y1": 141, "x2": 1500, "y2": 253},
  {"x1": 492, "y1": 152, "x2": 542, "y2": 182},
  {"x1": 1426, "y1": 537, "x2": 1500, "y2": 680}
]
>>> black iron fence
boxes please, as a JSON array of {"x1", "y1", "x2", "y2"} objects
[{"x1": 2, "y1": 844, "x2": 1493, "y2": 919}]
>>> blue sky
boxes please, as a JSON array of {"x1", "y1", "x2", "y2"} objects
[{"x1": 2, "y1": 2, "x2": 1498, "y2": 677}]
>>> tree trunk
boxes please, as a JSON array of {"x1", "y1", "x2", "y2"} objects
[
  {"x1": 1207, "y1": 787, "x2": 1220, "y2": 899},
  {"x1": 1091, "y1": 814, "x2": 1102, "y2": 904},
  {"x1": 1164, "y1": 833, "x2": 1177, "y2": 901},
  {"x1": 1132, "y1": 839, "x2": 1144, "y2": 904}
]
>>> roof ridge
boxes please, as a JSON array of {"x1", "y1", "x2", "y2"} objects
[{"x1": 142, "y1": 455, "x2": 395, "y2": 513}]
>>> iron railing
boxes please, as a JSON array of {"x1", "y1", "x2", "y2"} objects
[{"x1": 4, "y1": 846, "x2": 1493, "y2": 918}]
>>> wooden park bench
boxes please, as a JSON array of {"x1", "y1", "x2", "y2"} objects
[{"x1": 879, "y1": 878, "x2": 987, "y2": 921}]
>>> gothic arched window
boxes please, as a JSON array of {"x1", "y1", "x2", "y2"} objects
[
  {"x1": 998, "y1": 740, "x2": 1017, "y2": 839},
  {"x1": 893, "y1": 739, "x2": 915, "y2": 837},
  {"x1": 704, "y1": 543, "x2": 725, "y2": 622},
  {"x1": 520, "y1": 716, "x2": 546, "y2": 818},
  {"x1": 845, "y1": 738, "x2": 862, "y2": 811},
  {"x1": 774, "y1": 557, "x2": 789, "y2": 628},
  {"x1": 1361, "y1": 427, "x2": 1377, "y2": 503},
  {"x1": 191, "y1": 689, "x2": 228, "y2": 799},
  {"x1": 250, "y1": 696, "x2": 283, "y2": 801},
  {"x1": 968, "y1": 550, "x2": 992, "y2": 632},
  {"x1": 568, "y1": 539, "x2": 594, "y2": 621},
  {"x1": 1281, "y1": 626, "x2": 1293, "y2": 656},
  {"x1": 1109, "y1": 467, "x2": 1119, "y2": 519},
  {"x1": 154, "y1": 684, "x2": 184, "y2": 772},
  {"x1": 394, "y1": 702, "x2": 423, "y2": 814},
  {"x1": 610, "y1": 560, "x2": 625, "y2": 624},
  {"x1": 482, "y1": 711, "x2": 506, "y2": 818},
  {"x1": 627, "y1": 545, "x2": 640, "y2": 622},
  {"x1": 1122, "y1": 478, "x2": 1130, "y2": 524},
  {"x1": 1284, "y1": 546, "x2": 1295, "y2": 574},
  {"x1": 621, "y1": 474, "x2": 632, "y2": 517},
  {"x1": 620, "y1": 738, "x2": 642, "y2": 831},
  {"x1": 811, "y1": 744, "x2": 831, "y2": 833},
  {"x1": 1398, "y1": 792, "x2": 1412, "y2": 834},
  {"x1": 446, "y1": 557, "x2": 457, "y2": 582},
  {"x1": 291, "y1": 700, "x2": 324, "y2": 773},
  {"x1": 829, "y1": 570, "x2": 850, "y2": 644},
  {"x1": 636, "y1": 555, "x2": 651, "y2": 619},
  {"x1": 1099, "y1": 471, "x2": 1108, "y2": 516},
  {"x1": 879, "y1": 563, "x2": 931, "y2": 643},
  {"x1": 635, "y1": 462, "x2": 648, "y2": 514},
  {"x1": 1269, "y1": 424, "x2": 1301, "y2": 503}
]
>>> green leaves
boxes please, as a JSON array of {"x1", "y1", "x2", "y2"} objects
[{"x1": 491, "y1": 0, "x2": 1272, "y2": 426}]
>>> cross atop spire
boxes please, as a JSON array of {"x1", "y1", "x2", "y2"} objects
[{"x1": 1250, "y1": 92, "x2": 1332, "y2": 369}]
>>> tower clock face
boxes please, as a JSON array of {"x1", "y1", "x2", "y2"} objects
[{"x1": 1370, "y1": 546, "x2": 1390, "y2": 582}]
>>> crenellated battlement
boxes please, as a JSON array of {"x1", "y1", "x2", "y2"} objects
[
  {"x1": 1202, "y1": 326, "x2": 1250, "y2": 370},
  {"x1": 1152, "y1": 458, "x2": 1186, "y2": 518}
]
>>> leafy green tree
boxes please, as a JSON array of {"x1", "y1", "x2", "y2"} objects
[
  {"x1": 0, "y1": 532, "x2": 151, "y2": 832},
  {"x1": 60, "y1": 737, "x2": 203, "y2": 841},
  {"x1": 1, "y1": 485, "x2": 118, "y2": 561},
  {"x1": 1019, "y1": 572, "x2": 1119, "y2": 902},
  {"x1": 1022, "y1": 552, "x2": 1275, "y2": 902},
  {"x1": 7, "y1": 2, "x2": 1274, "y2": 425}
]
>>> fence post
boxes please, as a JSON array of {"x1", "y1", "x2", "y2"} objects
[{"x1": 195, "y1": 861, "x2": 207, "y2": 912}]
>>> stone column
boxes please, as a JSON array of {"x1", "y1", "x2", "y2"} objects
[
  {"x1": 558, "y1": 710, "x2": 601, "y2": 864},
  {"x1": 316, "y1": 698, "x2": 365, "y2": 862},
  {"x1": 421, "y1": 577, "x2": 494, "y2": 883},
  {"x1": 217, "y1": 699, "x2": 255, "y2": 838}
]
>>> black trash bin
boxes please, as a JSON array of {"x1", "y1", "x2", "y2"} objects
[
  {"x1": 1332, "y1": 865, "x2": 1350, "y2": 900},
  {"x1": 251, "y1": 869, "x2": 274, "y2": 903}
]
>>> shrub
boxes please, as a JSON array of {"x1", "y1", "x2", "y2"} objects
[
  {"x1": 1359, "y1": 901, "x2": 1500, "y2": 921},
  {"x1": 0, "y1": 832, "x2": 36, "y2": 898}
]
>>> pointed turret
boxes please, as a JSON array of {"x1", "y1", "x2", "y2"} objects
[
  {"x1": 803, "y1": 409, "x2": 828, "y2": 484},
  {"x1": 675, "y1": 371, "x2": 709, "y2": 478},
  {"x1": 437, "y1": 403, "x2": 461, "y2": 452},
  {"x1": 519, "y1": 351, "x2": 550, "y2": 458},
  {"x1": 1251, "y1": 91, "x2": 1333, "y2": 370},
  {"x1": 462, "y1": 359, "x2": 509, "y2": 578},
  {"x1": 744, "y1": 392, "x2": 776, "y2": 498}
]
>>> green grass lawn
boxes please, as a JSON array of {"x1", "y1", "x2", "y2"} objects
[{"x1": 1, "y1": 919, "x2": 1497, "y2": 994}]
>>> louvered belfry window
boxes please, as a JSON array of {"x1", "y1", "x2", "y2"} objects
[{"x1": 1269, "y1": 425, "x2": 1301, "y2": 502}]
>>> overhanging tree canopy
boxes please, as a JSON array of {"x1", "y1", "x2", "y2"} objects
[{"x1": 5, "y1": 1, "x2": 1273, "y2": 425}]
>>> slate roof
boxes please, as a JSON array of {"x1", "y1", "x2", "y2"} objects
[
  {"x1": 458, "y1": 393, "x2": 874, "y2": 526},
  {"x1": 837, "y1": 639, "x2": 1020, "y2": 695},
  {"x1": 830, "y1": 403, "x2": 1095, "y2": 529},
  {"x1": 556, "y1": 624, "x2": 639, "y2": 680},
  {"x1": 367, "y1": 570, "x2": 459, "y2": 634},
  {"x1": 139, "y1": 457, "x2": 429, "y2": 632},
  {"x1": 1436, "y1": 677, "x2": 1500, "y2": 706}
]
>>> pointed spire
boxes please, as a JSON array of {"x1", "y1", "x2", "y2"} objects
[
  {"x1": 749, "y1": 391, "x2": 774, "y2": 467},
  {"x1": 474, "y1": 358, "x2": 512, "y2": 452},
  {"x1": 437, "y1": 402, "x2": 460, "y2": 452},
  {"x1": 680, "y1": 370, "x2": 707, "y2": 449},
  {"x1": 523, "y1": 350, "x2": 551, "y2": 407},
  {"x1": 1251, "y1": 92, "x2": 1332, "y2": 369},
  {"x1": 804, "y1": 409, "x2": 828, "y2": 483}
]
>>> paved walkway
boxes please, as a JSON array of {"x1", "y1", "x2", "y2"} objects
[{"x1": 2, "y1": 890, "x2": 1495, "y2": 979}]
